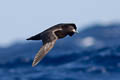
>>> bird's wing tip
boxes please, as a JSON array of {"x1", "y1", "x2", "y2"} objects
[
  {"x1": 32, "y1": 59, "x2": 39, "y2": 67},
  {"x1": 32, "y1": 64, "x2": 35, "y2": 67},
  {"x1": 32, "y1": 62, "x2": 36, "y2": 67}
]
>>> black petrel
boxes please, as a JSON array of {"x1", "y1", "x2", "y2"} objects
[{"x1": 27, "y1": 23, "x2": 78, "y2": 67}]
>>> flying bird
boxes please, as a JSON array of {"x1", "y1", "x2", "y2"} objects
[{"x1": 27, "y1": 23, "x2": 78, "y2": 67}]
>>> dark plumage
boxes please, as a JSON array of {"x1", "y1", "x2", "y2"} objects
[{"x1": 27, "y1": 23, "x2": 78, "y2": 67}]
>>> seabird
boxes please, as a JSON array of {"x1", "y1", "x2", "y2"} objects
[{"x1": 27, "y1": 23, "x2": 78, "y2": 67}]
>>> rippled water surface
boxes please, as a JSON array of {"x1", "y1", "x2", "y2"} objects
[{"x1": 1, "y1": 24, "x2": 120, "y2": 80}]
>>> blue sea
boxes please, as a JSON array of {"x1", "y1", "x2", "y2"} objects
[{"x1": 0, "y1": 24, "x2": 120, "y2": 80}]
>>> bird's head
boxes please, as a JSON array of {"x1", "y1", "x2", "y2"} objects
[{"x1": 62, "y1": 23, "x2": 78, "y2": 36}]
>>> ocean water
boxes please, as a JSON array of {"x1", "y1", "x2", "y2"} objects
[{"x1": 0, "y1": 24, "x2": 120, "y2": 80}]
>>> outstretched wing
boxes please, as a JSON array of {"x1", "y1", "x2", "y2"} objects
[
  {"x1": 32, "y1": 32, "x2": 57, "y2": 67},
  {"x1": 32, "y1": 40, "x2": 56, "y2": 67}
]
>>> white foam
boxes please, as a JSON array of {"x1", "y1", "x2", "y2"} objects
[{"x1": 81, "y1": 37, "x2": 95, "y2": 47}]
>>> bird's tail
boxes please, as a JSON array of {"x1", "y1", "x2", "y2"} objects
[{"x1": 26, "y1": 33, "x2": 41, "y2": 40}]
